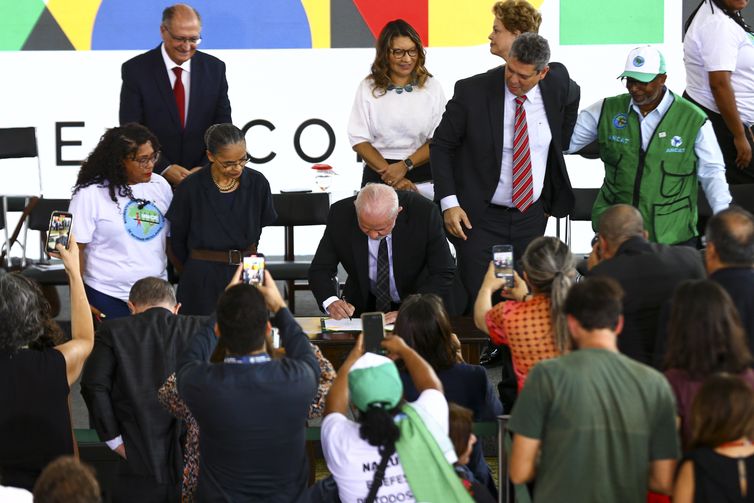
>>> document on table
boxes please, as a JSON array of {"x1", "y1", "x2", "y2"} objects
[{"x1": 323, "y1": 318, "x2": 394, "y2": 332}]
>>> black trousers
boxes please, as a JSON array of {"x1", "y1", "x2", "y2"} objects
[
  {"x1": 449, "y1": 199, "x2": 547, "y2": 314},
  {"x1": 684, "y1": 91, "x2": 754, "y2": 184}
]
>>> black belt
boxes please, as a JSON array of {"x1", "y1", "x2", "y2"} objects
[
  {"x1": 488, "y1": 203, "x2": 518, "y2": 212},
  {"x1": 190, "y1": 247, "x2": 256, "y2": 265}
]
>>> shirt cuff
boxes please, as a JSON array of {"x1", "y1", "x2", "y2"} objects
[
  {"x1": 440, "y1": 195, "x2": 460, "y2": 212},
  {"x1": 322, "y1": 296, "x2": 339, "y2": 312},
  {"x1": 106, "y1": 435, "x2": 124, "y2": 450}
]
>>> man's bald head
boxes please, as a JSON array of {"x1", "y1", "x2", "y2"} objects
[{"x1": 598, "y1": 205, "x2": 645, "y2": 247}]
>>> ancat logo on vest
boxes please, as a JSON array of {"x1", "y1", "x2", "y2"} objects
[
  {"x1": 612, "y1": 113, "x2": 628, "y2": 129},
  {"x1": 666, "y1": 135, "x2": 686, "y2": 153}
]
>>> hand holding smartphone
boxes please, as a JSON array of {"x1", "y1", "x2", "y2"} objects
[
  {"x1": 492, "y1": 244, "x2": 514, "y2": 289},
  {"x1": 361, "y1": 312, "x2": 385, "y2": 354},
  {"x1": 46, "y1": 211, "x2": 73, "y2": 255},
  {"x1": 242, "y1": 254, "x2": 265, "y2": 285}
]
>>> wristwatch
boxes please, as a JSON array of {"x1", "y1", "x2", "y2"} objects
[{"x1": 404, "y1": 158, "x2": 414, "y2": 171}]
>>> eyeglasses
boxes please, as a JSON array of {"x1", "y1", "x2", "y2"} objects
[
  {"x1": 217, "y1": 154, "x2": 251, "y2": 169},
  {"x1": 130, "y1": 151, "x2": 160, "y2": 168},
  {"x1": 163, "y1": 25, "x2": 202, "y2": 45},
  {"x1": 390, "y1": 48, "x2": 418, "y2": 58}
]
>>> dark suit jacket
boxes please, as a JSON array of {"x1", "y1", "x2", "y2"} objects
[
  {"x1": 430, "y1": 63, "x2": 579, "y2": 221},
  {"x1": 80, "y1": 308, "x2": 210, "y2": 486},
  {"x1": 588, "y1": 236, "x2": 705, "y2": 364},
  {"x1": 308, "y1": 191, "x2": 456, "y2": 315},
  {"x1": 711, "y1": 267, "x2": 754, "y2": 355},
  {"x1": 120, "y1": 46, "x2": 232, "y2": 172},
  {"x1": 176, "y1": 308, "x2": 319, "y2": 502}
]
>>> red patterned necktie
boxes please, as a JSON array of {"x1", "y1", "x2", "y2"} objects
[
  {"x1": 172, "y1": 67, "x2": 185, "y2": 128},
  {"x1": 512, "y1": 95, "x2": 534, "y2": 212}
]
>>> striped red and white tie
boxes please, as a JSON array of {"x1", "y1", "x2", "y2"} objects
[{"x1": 511, "y1": 95, "x2": 534, "y2": 212}]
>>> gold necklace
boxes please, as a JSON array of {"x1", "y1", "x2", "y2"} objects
[{"x1": 211, "y1": 173, "x2": 238, "y2": 192}]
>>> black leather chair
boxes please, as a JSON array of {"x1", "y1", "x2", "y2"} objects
[
  {"x1": 564, "y1": 188, "x2": 600, "y2": 250},
  {"x1": 266, "y1": 192, "x2": 330, "y2": 313}
]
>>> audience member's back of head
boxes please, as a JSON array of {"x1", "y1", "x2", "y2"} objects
[
  {"x1": 394, "y1": 294, "x2": 455, "y2": 371},
  {"x1": 128, "y1": 276, "x2": 176, "y2": 308},
  {"x1": 216, "y1": 284, "x2": 268, "y2": 355},
  {"x1": 564, "y1": 277, "x2": 624, "y2": 332},
  {"x1": 705, "y1": 206, "x2": 754, "y2": 267},
  {"x1": 689, "y1": 373, "x2": 754, "y2": 450},
  {"x1": 448, "y1": 403, "x2": 474, "y2": 463},
  {"x1": 33, "y1": 456, "x2": 100, "y2": 503},
  {"x1": 598, "y1": 204, "x2": 644, "y2": 247},
  {"x1": 0, "y1": 273, "x2": 63, "y2": 352},
  {"x1": 523, "y1": 236, "x2": 576, "y2": 352},
  {"x1": 664, "y1": 280, "x2": 753, "y2": 378}
]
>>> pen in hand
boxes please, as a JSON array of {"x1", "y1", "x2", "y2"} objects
[{"x1": 341, "y1": 294, "x2": 352, "y2": 321}]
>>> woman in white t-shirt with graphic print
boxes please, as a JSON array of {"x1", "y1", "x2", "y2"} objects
[
  {"x1": 684, "y1": 0, "x2": 754, "y2": 183},
  {"x1": 69, "y1": 123, "x2": 172, "y2": 319}
]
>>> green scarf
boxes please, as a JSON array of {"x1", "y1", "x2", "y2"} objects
[{"x1": 395, "y1": 403, "x2": 474, "y2": 503}]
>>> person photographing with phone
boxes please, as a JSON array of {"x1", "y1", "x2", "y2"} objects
[
  {"x1": 320, "y1": 332, "x2": 473, "y2": 503},
  {"x1": 474, "y1": 236, "x2": 576, "y2": 392},
  {"x1": 175, "y1": 268, "x2": 319, "y2": 502}
]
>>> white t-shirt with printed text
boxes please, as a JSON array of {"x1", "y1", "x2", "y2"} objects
[
  {"x1": 68, "y1": 175, "x2": 172, "y2": 301},
  {"x1": 321, "y1": 389, "x2": 449, "y2": 503}
]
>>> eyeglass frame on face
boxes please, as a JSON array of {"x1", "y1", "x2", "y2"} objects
[
  {"x1": 389, "y1": 48, "x2": 418, "y2": 59},
  {"x1": 162, "y1": 25, "x2": 202, "y2": 45},
  {"x1": 216, "y1": 154, "x2": 251, "y2": 170},
  {"x1": 129, "y1": 151, "x2": 161, "y2": 168}
]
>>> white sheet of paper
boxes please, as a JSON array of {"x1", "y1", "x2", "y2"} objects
[
  {"x1": 324, "y1": 318, "x2": 394, "y2": 332},
  {"x1": 415, "y1": 181, "x2": 435, "y2": 201}
]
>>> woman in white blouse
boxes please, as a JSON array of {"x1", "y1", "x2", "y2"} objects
[
  {"x1": 684, "y1": 0, "x2": 754, "y2": 183},
  {"x1": 347, "y1": 19, "x2": 446, "y2": 191}
]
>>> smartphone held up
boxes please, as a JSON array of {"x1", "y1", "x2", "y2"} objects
[
  {"x1": 361, "y1": 312, "x2": 385, "y2": 354},
  {"x1": 46, "y1": 211, "x2": 73, "y2": 254},
  {"x1": 492, "y1": 244, "x2": 514, "y2": 289},
  {"x1": 242, "y1": 254, "x2": 265, "y2": 285}
]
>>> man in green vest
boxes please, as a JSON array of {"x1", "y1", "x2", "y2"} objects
[{"x1": 568, "y1": 45, "x2": 730, "y2": 245}]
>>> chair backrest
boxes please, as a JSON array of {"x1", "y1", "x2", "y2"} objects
[
  {"x1": 271, "y1": 192, "x2": 330, "y2": 227},
  {"x1": 271, "y1": 193, "x2": 330, "y2": 262},
  {"x1": 28, "y1": 199, "x2": 71, "y2": 232},
  {"x1": 0, "y1": 128, "x2": 38, "y2": 159},
  {"x1": 571, "y1": 188, "x2": 600, "y2": 221}
]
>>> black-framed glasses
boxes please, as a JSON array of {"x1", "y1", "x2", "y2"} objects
[
  {"x1": 218, "y1": 154, "x2": 251, "y2": 169},
  {"x1": 130, "y1": 151, "x2": 160, "y2": 168},
  {"x1": 390, "y1": 48, "x2": 418, "y2": 58},
  {"x1": 163, "y1": 25, "x2": 202, "y2": 45}
]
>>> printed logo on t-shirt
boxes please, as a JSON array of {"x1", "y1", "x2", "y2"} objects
[{"x1": 122, "y1": 200, "x2": 165, "y2": 241}]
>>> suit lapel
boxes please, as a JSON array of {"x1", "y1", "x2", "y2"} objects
[
  {"x1": 488, "y1": 66, "x2": 505, "y2": 170},
  {"x1": 150, "y1": 46, "x2": 182, "y2": 130},
  {"x1": 538, "y1": 73, "x2": 559, "y2": 144},
  {"x1": 390, "y1": 207, "x2": 409, "y2": 298},
  {"x1": 186, "y1": 52, "x2": 202, "y2": 131},
  {"x1": 351, "y1": 222, "x2": 370, "y2": 303}
]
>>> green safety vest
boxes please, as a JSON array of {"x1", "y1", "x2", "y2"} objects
[{"x1": 594, "y1": 91, "x2": 707, "y2": 244}]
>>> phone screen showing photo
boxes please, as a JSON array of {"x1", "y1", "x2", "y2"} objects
[
  {"x1": 492, "y1": 245, "x2": 514, "y2": 288},
  {"x1": 242, "y1": 255, "x2": 265, "y2": 285},
  {"x1": 46, "y1": 211, "x2": 73, "y2": 253}
]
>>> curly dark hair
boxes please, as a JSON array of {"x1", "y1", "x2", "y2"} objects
[
  {"x1": 394, "y1": 294, "x2": 456, "y2": 371},
  {"x1": 369, "y1": 19, "x2": 431, "y2": 97},
  {"x1": 358, "y1": 404, "x2": 402, "y2": 503},
  {"x1": 73, "y1": 123, "x2": 160, "y2": 204},
  {"x1": 664, "y1": 280, "x2": 753, "y2": 378},
  {"x1": 0, "y1": 273, "x2": 64, "y2": 352}
]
